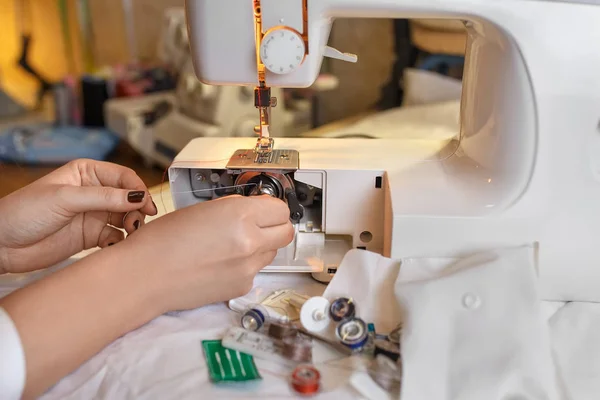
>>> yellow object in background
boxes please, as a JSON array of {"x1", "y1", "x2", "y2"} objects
[{"x1": 0, "y1": 0, "x2": 83, "y2": 109}]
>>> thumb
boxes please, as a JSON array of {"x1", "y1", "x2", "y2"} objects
[{"x1": 54, "y1": 186, "x2": 149, "y2": 214}]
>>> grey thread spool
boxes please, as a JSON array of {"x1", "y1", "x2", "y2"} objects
[{"x1": 282, "y1": 335, "x2": 312, "y2": 363}]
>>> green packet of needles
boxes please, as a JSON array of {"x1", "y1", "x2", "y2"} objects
[{"x1": 202, "y1": 340, "x2": 262, "y2": 383}]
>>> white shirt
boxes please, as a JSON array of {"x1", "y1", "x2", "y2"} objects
[{"x1": 0, "y1": 307, "x2": 25, "y2": 400}]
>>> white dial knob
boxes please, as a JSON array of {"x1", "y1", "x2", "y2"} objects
[{"x1": 260, "y1": 28, "x2": 306, "y2": 75}]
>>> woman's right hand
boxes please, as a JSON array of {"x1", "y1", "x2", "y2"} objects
[{"x1": 121, "y1": 194, "x2": 295, "y2": 313}]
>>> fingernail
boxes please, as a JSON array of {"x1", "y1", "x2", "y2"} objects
[
  {"x1": 128, "y1": 191, "x2": 145, "y2": 203},
  {"x1": 133, "y1": 220, "x2": 140, "y2": 230},
  {"x1": 152, "y1": 200, "x2": 158, "y2": 213},
  {"x1": 108, "y1": 243, "x2": 114, "y2": 247}
]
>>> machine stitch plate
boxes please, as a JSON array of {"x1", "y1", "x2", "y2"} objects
[{"x1": 226, "y1": 149, "x2": 299, "y2": 170}]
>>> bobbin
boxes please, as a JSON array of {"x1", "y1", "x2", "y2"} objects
[
  {"x1": 290, "y1": 365, "x2": 321, "y2": 396},
  {"x1": 300, "y1": 296, "x2": 331, "y2": 333},
  {"x1": 240, "y1": 304, "x2": 268, "y2": 331},
  {"x1": 336, "y1": 317, "x2": 368, "y2": 350},
  {"x1": 329, "y1": 297, "x2": 356, "y2": 322}
]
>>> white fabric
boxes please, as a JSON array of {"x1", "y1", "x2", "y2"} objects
[
  {"x1": 396, "y1": 247, "x2": 562, "y2": 400},
  {"x1": 549, "y1": 303, "x2": 600, "y2": 399},
  {"x1": 0, "y1": 307, "x2": 26, "y2": 400},
  {"x1": 34, "y1": 274, "x2": 365, "y2": 400},
  {"x1": 322, "y1": 250, "x2": 401, "y2": 334},
  {"x1": 1, "y1": 246, "x2": 599, "y2": 399}
]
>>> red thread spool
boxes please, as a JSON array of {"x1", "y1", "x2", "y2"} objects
[{"x1": 290, "y1": 365, "x2": 320, "y2": 396}]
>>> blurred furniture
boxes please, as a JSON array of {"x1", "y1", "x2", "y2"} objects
[
  {"x1": 0, "y1": 140, "x2": 163, "y2": 198},
  {"x1": 410, "y1": 19, "x2": 467, "y2": 56}
]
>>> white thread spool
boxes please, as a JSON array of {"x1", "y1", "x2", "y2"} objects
[{"x1": 300, "y1": 296, "x2": 331, "y2": 333}]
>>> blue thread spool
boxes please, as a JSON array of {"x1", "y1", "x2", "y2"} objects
[
  {"x1": 336, "y1": 317, "x2": 368, "y2": 350},
  {"x1": 241, "y1": 307, "x2": 266, "y2": 331},
  {"x1": 329, "y1": 297, "x2": 356, "y2": 322}
]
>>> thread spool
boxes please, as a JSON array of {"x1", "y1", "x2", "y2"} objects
[
  {"x1": 268, "y1": 322, "x2": 298, "y2": 340},
  {"x1": 282, "y1": 335, "x2": 313, "y2": 363},
  {"x1": 368, "y1": 355, "x2": 401, "y2": 392},
  {"x1": 374, "y1": 339, "x2": 400, "y2": 362},
  {"x1": 241, "y1": 305, "x2": 267, "y2": 331},
  {"x1": 336, "y1": 317, "x2": 368, "y2": 350},
  {"x1": 300, "y1": 296, "x2": 331, "y2": 333},
  {"x1": 329, "y1": 297, "x2": 355, "y2": 322},
  {"x1": 290, "y1": 365, "x2": 320, "y2": 396}
]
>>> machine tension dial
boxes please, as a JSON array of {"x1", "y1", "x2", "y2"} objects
[{"x1": 260, "y1": 28, "x2": 306, "y2": 75}]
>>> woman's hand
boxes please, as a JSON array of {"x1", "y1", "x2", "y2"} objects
[
  {"x1": 121, "y1": 194, "x2": 295, "y2": 312},
  {"x1": 0, "y1": 194, "x2": 294, "y2": 398},
  {"x1": 0, "y1": 159, "x2": 157, "y2": 274}
]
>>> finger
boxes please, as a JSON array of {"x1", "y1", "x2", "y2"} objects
[
  {"x1": 251, "y1": 250, "x2": 278, "y2": 273},
  {"x1": 76, "y1": 160, "x2": 158, "y2": 216},
  {"x1": 109, "y1": 212, "x2": 126, "y2": 228},
  {"x1": 123, "y1": 210, "x2": 146, "y2": 234},
  {"x1": 258, "y1": 222, "x2": 295, "y2": 251},
  {"x1": 248, "y1": 195, "x2": 291, "y2": 228},
  {"x1": 97, "y1": 225, "x2": 125, "y2": 248},
  {"x1": 54, "y1": 185, "x2": 151, "y2": 215}
]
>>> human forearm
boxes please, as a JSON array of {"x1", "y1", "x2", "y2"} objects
[{"x1": 0, "y1": 244, "x2": 163, "y2": 399}]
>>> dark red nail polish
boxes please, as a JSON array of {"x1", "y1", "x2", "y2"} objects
[
  {"x1": 134, "y1": 220, "x2": 140, "y2": 230},
  {"x1": 128, "y1": 191, "x2": 145, "y2": 203}
]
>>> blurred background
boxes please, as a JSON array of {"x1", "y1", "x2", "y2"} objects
[{"x1": 0, "y1": 0, "x2": 466, "y2": 198}]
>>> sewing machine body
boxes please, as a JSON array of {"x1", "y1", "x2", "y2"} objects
[
  {"x1": 170, "y1": 137, "x2": 406, "y2": 280},
  {"x1": 177, "y1": 0, "x2": 600, "y2": 301}
]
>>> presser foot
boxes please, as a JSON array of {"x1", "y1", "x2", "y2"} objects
[
  {"x1": 226, "y1": 147, "x2": 299, "y2": 171},
  {"x1": 254, "y1": 137, "x2": 274, "y2": 163}
]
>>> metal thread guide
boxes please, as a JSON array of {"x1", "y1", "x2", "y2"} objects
[{"x1": 224, "y1": 0, "x2": 300, "y2": 171}]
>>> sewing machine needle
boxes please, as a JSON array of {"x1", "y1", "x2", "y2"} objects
[
  {"x1": 225, "y1": 350, "x2": 236, "y2": 377},
  {"x1": 215, "y1": 352, "x2": 226, "y2": 378},
  {"x1": 236, "y1": 351, "x2": 246, "y2": 377}
]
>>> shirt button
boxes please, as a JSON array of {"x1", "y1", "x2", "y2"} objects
[{"x1": 462, "y1": 292, "x2": 481, "y2": 310}]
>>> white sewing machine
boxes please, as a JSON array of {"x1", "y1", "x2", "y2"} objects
[
  {"x1": 104, "y1": 7, "x2": 312, "y2": 168},
  {"x1": 170, "y1": 0, "x2": 600, "y2": 301}
]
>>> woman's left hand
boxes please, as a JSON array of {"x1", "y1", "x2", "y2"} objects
[{"x1": 0, "y1": 159, "x2": 157, "y2": 274}]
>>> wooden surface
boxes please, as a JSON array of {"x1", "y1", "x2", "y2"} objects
[
  {"x1": 0, "y1": 141, "x2": 164, "y2": 198},
  {"x1": 410, "y1": 21, "x2": 467, "y2": 56}
]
